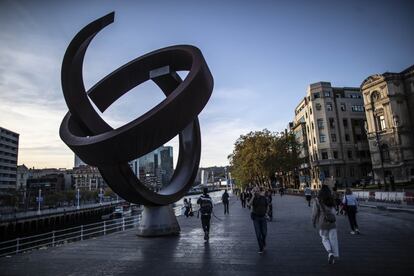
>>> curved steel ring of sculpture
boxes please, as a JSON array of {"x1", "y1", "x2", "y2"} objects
[{"x1": 59, "y1": 12, "x2": 214, "y2": 206}]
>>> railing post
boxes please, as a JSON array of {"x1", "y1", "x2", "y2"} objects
[
  {"x1": 122, "y1": 217, "x2": 125, "y2": 231},
  {"x1": 16, "y1": 238, "x2": 19, "y2": 254},
  {"x1": 103, "y1": 221, "x2": 106, "y2": 235},
  {"x1": 80, "y1": 225, "x2": 83, "y2": 241},
  {"x1": 52, "y1": 231, "x2": 55, "y2": 247}
]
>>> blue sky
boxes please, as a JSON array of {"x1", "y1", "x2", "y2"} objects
[{"x1": 0, "y1": 0, "x2": 413, "y2": 168}]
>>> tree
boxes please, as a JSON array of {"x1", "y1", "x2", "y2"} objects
[{"x1": 228, "y1": 129, "x2": 300, "y2": 190}]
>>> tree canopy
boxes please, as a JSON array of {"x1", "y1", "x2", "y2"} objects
[{"x1": 228, "y1": 129, "x2": 300, "y2": 189}]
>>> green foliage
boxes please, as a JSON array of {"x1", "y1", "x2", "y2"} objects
[{"x1": 228, "y1": 129, "x2": 300, "y2": 189}]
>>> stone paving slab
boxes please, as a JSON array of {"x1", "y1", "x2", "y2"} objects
[{"x1": 1, "y1": 195, "x2": 414, "y2": 275}]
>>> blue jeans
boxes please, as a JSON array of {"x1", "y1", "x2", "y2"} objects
[{"x1": 252, "y1": 213, "x2": 267, "y2": 250}]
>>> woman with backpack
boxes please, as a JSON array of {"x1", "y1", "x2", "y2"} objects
[{"x1": 311, "y1": 185, "x2": 339, "y2": 264}]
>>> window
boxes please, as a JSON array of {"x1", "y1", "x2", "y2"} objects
[
  {"x1": 315, "y1": 103, "x2": 322, "y2": 110},
  {"x1": 324, "y1": 91, "x2": 331, "y2": 97},
  {"x1": 345, "y1": 134, "x2": 350, "y2": 142},
  {"x1": 313, "y1": 93, "x2": 320, "y2": 99},
  {"x1": 348, "y1": 93, "x2": 361, "y2": 99},
  {"x1": 336, "y1": 93, "x2": 342, "y2": 98},
  {"x1": 326, "y1": 103, "x2": 332, "y2": 111},
  {"x1": 313, "y1": 137, "x2": 316, "y2": 144},
  {"x1": 310, "y1": 107, "x2": 312, "y2": 115},
  {"x1": 347, "y1": 150, "x2": 353, "y2": 159},
  {"x1": 322, "y1": 151, "x2": 328, "y2": 159},
  {"x1": 329, "y1": 118, "x2": 335, "y2": 129},
  {"x1": 351, "y1": 105, "x2": 364, "y2": 112},
  {"x1": 311, "y1": 122, "x2": 314, "y2": 130},
  {"x1": 355, "y1": 134, "x2": 362, "y2": 141},
  {"x1": 333, "y1": 151, "x2": 338, "y2": 159},
  {"x1": 305, "y1": 112, "x2": 308, "y2": 118},
  {"x1": 331, "y1": 134, "x2": 337, "y2": 142},
  {"x1": 379, "y1": 115, "x2": 386, "y2": 130},
  {"x1": 308, "y1": 139, "x2": 311, "y2": 146},
  {"x1": 350, "y1": 167, "x2": 355, "y2": 177},
  {"x1": 336, "y1": 167, "x2": 341, "y2": 177},
  {"x1": 343, "y1": 119, "x2": 348, "y2": 128},
  {"x1": 381, "y1": 144, "x2": 390, "y2": 161},
  {"x1": 323, "y1": 169, "x2": 330, "y2": 177},
  {"x1": 340, "y1": 103, "x2": 346, "y2": 111},
  {"x1": 317, "y1": 119, "x2": 324, "y2": 129},
  {"x1": 319, "y1": 134, "x2": 326, "y2": 143}
]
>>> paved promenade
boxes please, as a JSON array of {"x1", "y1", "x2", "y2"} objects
[{"x1": 1, "y1": 195, "x2": 413, "y2": 275}]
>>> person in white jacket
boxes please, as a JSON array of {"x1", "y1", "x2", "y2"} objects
[{"x1": 312, "y1": 185, "x2": 339, "y2": 264}]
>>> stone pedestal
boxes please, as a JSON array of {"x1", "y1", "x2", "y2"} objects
[{"x1": 136, "y1": 205, "x2": 180, "y2": 237}]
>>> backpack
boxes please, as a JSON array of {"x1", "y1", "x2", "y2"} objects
[
  {"x1": 320, "y1": 201, "x2": 336, "y2": 223},
  {"x1": 199, "y1": 197, "x2": 213, "y2": 215},
  {"x1": 253, "y1": 196, "x2": 268, "y2": 216}
]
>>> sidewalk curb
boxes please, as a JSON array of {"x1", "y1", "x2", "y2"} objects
[{"x1": 359, "y1": 204, "x2": 414, "y2": 214}]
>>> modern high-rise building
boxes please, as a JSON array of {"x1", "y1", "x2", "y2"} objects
[
  {"x1": 361, "y1": 64, "x2": 414, "y2": 185},
  {"x1": 0, "y1": 126, "x2": 19, "y2": 191},
  {"x1": 128, "y1": 146, "x2": 174, "y2": 191},
  {"x1": 293, "y1": 82, "x2": 371, "y2": 189}
]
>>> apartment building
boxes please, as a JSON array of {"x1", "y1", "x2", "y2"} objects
[
  {"x1": 0, "y1": 126, "x2": 19, "y2": 191},
  {"x1": 293, "y1": 82, "x2": 371, "y2": 189}
]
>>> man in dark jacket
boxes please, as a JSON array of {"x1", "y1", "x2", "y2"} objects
[
  {"x1": 248, "y1": 187, "x2": 269, "y2": 254},
  {"x1": 222, "y1": 189, "x2": 230, "y2": 214},
  {"x1": 197, "y1": 188, "x2": 213, "y2": 241}
]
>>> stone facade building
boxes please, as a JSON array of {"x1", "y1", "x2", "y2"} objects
[
  {"x1": 361, "y1": 65, "x2": 414, "y2": 186},
  {"x1": 72, "y1": 165, "x2": 106, "y2": 191},
  {"x1": 293, "y1": 82, "x2": 372, "y2": 189}
]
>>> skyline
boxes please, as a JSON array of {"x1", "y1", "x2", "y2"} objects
[{"x1": 0, "y1": 0, "x2": 413, "y2": 169}]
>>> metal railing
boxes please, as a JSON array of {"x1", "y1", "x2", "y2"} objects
[
  {"x1": 0, "y1": 214, "x2": 141, "y2": 258},
  {"x1": 0, "y1": 191, "x2": 226, "y2": 258},
  {"x1": 0, "y1": 201, "x2": 126, "y2": 222}
]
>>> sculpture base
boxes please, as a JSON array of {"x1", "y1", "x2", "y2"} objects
[{"x1": 136, "y1": 205, "x2": 180, "y2": 237}]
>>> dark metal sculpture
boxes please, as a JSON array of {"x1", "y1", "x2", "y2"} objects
[{"x1": 60, "y1": 12, "x2": 213, "y2": 206}]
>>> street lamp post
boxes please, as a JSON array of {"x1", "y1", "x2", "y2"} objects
[
  {"x1": 37, "y1": 188, "x2": 42, "y2": 215},
  {"x1": 369, "y1": 100, "x2": 387, "y2": 191},
  {"x1": 99, "y1": 187, "x2": 103, "y2": 205},
  {"x1": 76, "y1": 188, "x2": 80, "y2": 210}
]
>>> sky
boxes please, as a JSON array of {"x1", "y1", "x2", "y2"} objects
[{"x1": 0, "y1": 0, "x2": 413, "y2": 169}]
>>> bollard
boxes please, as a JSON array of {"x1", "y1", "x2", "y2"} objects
[
  {"x1": 80, "y1": 225, "x2": 83, "y2": 241},
  {"x1": 52, "y1": 231, "x2": 55, "y2": 247},
  {"x1": 103, "y1": 221, "x2": 106, "y2": 235},
  {"x1": 122, "y1": 217, "x2": 125, "y2": 231}
]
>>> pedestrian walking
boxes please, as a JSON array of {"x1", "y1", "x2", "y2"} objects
[
  {"x1": 188, "y1": 198, "x2": 194, "y2": 217},
  {"x1": 343, "y1": 188, "x2": 359, "y2": 234},
  {"x1": 240, "y1": 191, "x2": 246, "y2": 208},
  {"x1": 183, "y1": 198, "x2": 190, "y2": 218},
  {"x1": 332, "y1": 187, "x2": 341, "y2": 214},
  {"x1": 279, "y1": 186, "x2": 284, "y2": 197},
  {"x1": 304, "y1": 186, "x2": 312, "y2": 207},
  {"x1": 197, "y1": 188, "x2": 213, "y2": 241},
  {"x1": 222, "y1": 189, "x2": 230, "y2": 214},
  {"x1": 248, "y1": 187, "x2": 269, "y2": 254},
  {"x1": 266, "y1": 190, "x2": 273, "y2": 221},
  {"x1": 311, "y1": 185, "x2": 339, "y2": 264}
]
